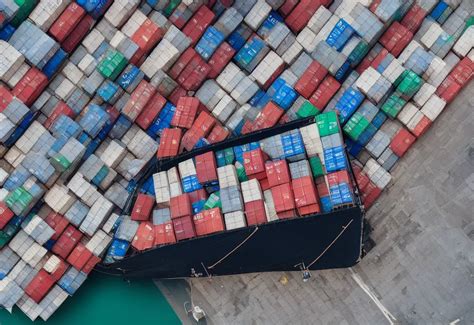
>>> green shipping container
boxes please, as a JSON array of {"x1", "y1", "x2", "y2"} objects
[
  {"x1": 316, "y1": 111, "x2": 339, "y2": 137},
  {"x1": 50, "y1": 154, "x2": 71, "y2": 172},
  {"x1": 348, "y1": 40, "x2": 369, "y2": 67},
  {"x1": 309, "y1": 156, "x2": 325, "y2": 177},
  {"x1": 5, "y1": 187, "x2": 33, "y2": 215},
  {"x1": 204, "y1": 192, "x2": 221, "y2": 210},
  {"x1": 235, "y1": 162, "x2": 248, "y2": 182},
  {"x1": 221, "y1": 148, "x2": 235, "y2": 165},
  {"x1": 381, "y1": 93, "x2": 406, "y2": 118},
  {"x1": 164, "y1": 0, "x2": 181, "y2": 17},
  {"x1": 296, "y1": 101, "x2": 320, "y2": 118},
  {"x1": 10, "y1": 0, "x2": 37, "y2": 27},
  {"x1": 98, "y1": 50, "x2": 128, "y2": 80},
  {"x1": 343, "y1": 112, "x2": 370, "y2": 141},
  {"x1": 396, "y1": 70, "x2": 423, "y2": 99}
]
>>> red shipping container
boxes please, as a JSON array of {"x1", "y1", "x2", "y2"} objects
[
  {"x1": 356, "y1": 46, "x2": 384, "y2": 74},
  {"x1": 450, "y1": 57, "x2": 473, "y2": 86},
  {"x1": 352, "y1": 164, "x2": 370, "y2": 191},
  {"x1": 188, "y1": 189, "x2": 208, "y2": 204},
  {"x1": 207, "y1": 124, "x2": 229, "y2": 143},
  {"x1": 136, "y1": 92, "x2": 167, "y2": 129},
  {"x1": 294, "y1": 60, "x2": 328, "y2": 98},
  {"x1": 179, "y1": 57, "x2": 211, "y2": 91},
  {"x1": 259, "y1": 177, "x2": 271, "y2": 191},
  {"x1": 265, "y1": 160, "x2": 291, "y2": 187},
  {"x1": 316, "y1": 178, "x2": 330, "y2": 198},
  {"x1": 173, "y1": 215, "x2": 196, "y2": 241},
  {"x1": 243, "y1": 148, "x2": 267, "y2": 180},
  {"x1": 45, "y1": 212, "x2": 69, "y2": 240},
  {"x1": 168, "y1": 86, "x2": 187, "y2": 106},
  {"x1": 0, "y1": 202, "x2": 15, "y2": 229},
  {"x1": 277, "y1": 210, "x2": 297, "y2": 219},
  {"x1": 279, "y1": 0, "x2": 299, "y2": 17},
  {"x1": 244, "y1": 200, "x2": 267, "y2": 226},
  {"x1": 327, "y1": 170, "x2": 351, "y2": 188},
  {"x1": 412, "y1": 115, "x2": 432, "y2": 138},
  {"x1": 191, "y1": 111, "x2": 216, "y2": 136},
  {"x1": 195, "y1": 151, "x2": 218, "y2": 184},
  {"x1": 370, "y1": 48, "x2": 390, "y2": 70},
  {"x1": 106, "y1": 105, "x2": 120, "y2": 123},
  {"x1": 436, "y1": 75, "x2": 462, "y2": 103},
  {"x1": 154, "y1": 221, "x2": 177, "y2": 246},
  {"x1": 271, "y1": 183, "x2": 295, "y2": 213},
  {"x1": 170, "y1": 194, "x2": 192, "y2": 219},
  {"x1": 169, "y1": 48, "x2": 197, "y2": 80},
  {"x1": 171, "y1": 97, "x2": 200, "y2": 129},
  {"x1": 131, "y1": 19, "x2": 163, "y2": 53},
  {"x1": 122, "y1": 80, "x2": 156, "y2": 121},
  {"x1": 193, "y1": 208, "x2": 225, "y2": 236},
  {"x1": 12, "y1": 68, "x2": 48, "y2": 106},
  {"x1": 67, "y1": 243, "x2": 93, "y2": 270},
  {"x1": 25, "y1": 270, "x2": 56, "y2": 303},
  {"x1": 252, "y1": 102, "x2": 284, "y2": 131},
  {"x1": 182, "y1": 5, "x2": 215, "y2": 45},
  {"x1": 131, "y1": 222, "x2": 155, "y2": 251},
  {"x1": 52, "y1": 225, "x2": 83, "y2": 259},
  {"x1": 400, "y1": 4, "x2": 427, "y2": 34},
  {"x1": 49, "y1": 3, "x2": 85, "y2": 42},
  {"x1": 309, "y1": 76, "x2": 341, "y2": 110},
  {"x1": 0, "y1": 85, "x2": 13, "y2": 112},
  {"x1": 298, "y1": 204, "x2": 320, "y2": 215},
  {"x1": 285, "y1": 0, "x2": 327, "y2": 33},
  {"x1": 131, "y1": 193, "x2": 155, "y2": 221},
  {"x1": 292, "y1": 176, "x2": 319, "y2": 208},
  {"x1": 181, "y1": 128, "x2": 202, "y2": 151},
  {"x1": 390, "y1": 128, "x2": 416, "y2": 157},
  {"x1": 44, "y1": 101, "x2": 75, "y2": 129},
  {"x1": 157, "y1": 128, "x2": 182, "y2": 158},
  {"x1": 47, "y1": 257, "x2": 68, "y2": 281},
  {"x1": 62, "y1": 14, "x2": 94, "y2": 53},
  {"x1": 82, "y1": 255, "x2": 101, "y2": 274},
  {"x1": 208, "y1": 42, "x2": 236, "y2": 79},
  {"x1": 361, "y1": 182, "x2": 382, "y2": 209},
  {"x1": 379, "y1": 22, "x2": 413, "y2": 57}
]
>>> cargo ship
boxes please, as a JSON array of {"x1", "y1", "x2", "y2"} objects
[{"x1": 0, "y1": 0, "x2": 473, "y2": 322}]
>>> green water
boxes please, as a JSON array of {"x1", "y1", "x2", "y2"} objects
[{"x1": 0, "y1": 272, "x2": 180, "y2": 325}]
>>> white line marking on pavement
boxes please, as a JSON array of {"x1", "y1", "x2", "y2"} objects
[
  {"x1": 349, "y1": 268, "x2": 398, "y2": 325},
  {"x1": 449, "y1": 319, "x2": 461, "y2": 325}
]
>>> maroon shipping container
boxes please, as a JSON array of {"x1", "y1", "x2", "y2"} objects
[
  {"x1": 169, "y1": 48, "x2": 197, "y2": 80},
  {"x1": 168, "y1": 86, "x2": 187, "y2": 106},
  {"x1": 12, "y1": 67, "x2": 48, "y2": 106},
  {"x1": 181, "y1": 111, "x2": 216, "y2": 150},
  {"x1": 178, "y1": 56, "x2": 211, "y2": 91},
  {"x1": 279, "y1": 0, "x2": 299, "y2": 17},
  {"x1": 379, "y1": 22, "x2": 413, "y2": 57},
  {"x1": 207, "y1": 123, "x2": 229, "y2": 143},
  {"x1": 245, "y1": 200, "x2": 267, "y2": 226},
  {"x1": 173, "y1": 215, "x2": 196, "y2": 241},
  {"x1": 195, "y1": 151, "x2": 218, "y2": 184},
  {"x1": 294, "y1": 60, "x2": 328, "y2": 98},
  {"x1": 352, "y1": 163, "x2": 370, "y2": 191},
  {"x1": 47, "y1": 257, "x2": 68, "y2": 281},
  {"x1": 361, "y1": 182, "x2": 382, "y2": 209},
  {"x1": 49, "y1": 3, "x2": 85, "y2": 42},
  {"x1": 193, "y1": 208, "x2": 225, "y2": 236},
  {"x1": 44, "y1": 212, "x2": 70, "y2": 240},
  {"x1": 243, "y1": 148, "x2": 267, "y2": 180},
  {"x1": 170, "y1": 194, "x2": 192, "y2": 219},
  {"x1": 157, "y1": 128, "x2": 182, "y2": 158},
  {"x1": 122, "y1": 80, "x2": 156, "y2": 121},
  {"x1": 136, "y1": 92, "x2": 167, "y2": 129},
  {"x1": 131, "y1": 193, "x2": 155, "y2": 221},
  {"x1": 188, "y1": 189, "x2": 208, "y2": 205},
  {"x1": 0, "y1": 85, "x2": 13, "y2": 111},
  {"x1": 370, "y1": 48, "x2": 390, "y2": 70},
  {"x1": 131, "y1": 18, "x2": 163, "y2": 53},
  {"x1": 171, "y1": 97, "x2": 200, "y2": 129},
  {"x1": 449, "y1": 57, "x2": 473, "y2": 86},
  {"x1": 183, "y1": 5, "x2": 215, "y2": 45},
  {"x1": 436, "y1": 75, "x2": 462, "y2": 103},
  {"x1": 208, "y1": 42, "x2": 236, "y2": 79},
  {"x1": 309, "y1": 76, "x2": 341, "y2": 110},
  {"x1": 67, "y1": 243, "x2": 93, "y2": 271},
  {"x1": 389, "y1": 128, "x2": 416, "y2": 157},
  {"x1": 61, "y1": 14, "x2": 94, "y2": 53},
  {"x1": 356, "y1": 46, "x2": 384, "y2": 74},
  {"x1": 25, "y1": 270, "x2": 56, "y2": 303},
  {"x1": 400, "y1": 4, "x2": 427, "y2": 34},
  {"x1": 271, "y1": 183, "x2": 295, "y2": 213},
  {"x1": 285, "y1": 0, "x2": 329, "y2": 33},
  {"x1": 154, "y1": 222, "x2": 177, "y2": 246},
  {"x1": 82, "y1": 255, "x2": 101, "y2": 274},
  {"x1": 250, "y1": 102, "x2": 284, "y2": 132},
  {"x1": 0, "y1": 202, "x2": 15, "y2": 229},
  {"x1": 52, "y1": 225, "x2": 83, "y2": 259},
  {"x1": 131, "y1": 222, "x2": 155, "y2": 251},
  {"x1": 44, "y1": 101, "x2": 75, "y2": 129}
]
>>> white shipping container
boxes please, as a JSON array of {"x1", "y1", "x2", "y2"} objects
[
  {"x1": 224, "y1": 211, "x2": 247, "y2": 230},
  {"x1": 218, "y1": 165, "x2": 239, "y2": 189},
  {"x1": 241, "y1": 179, "x2": 263, "y2": 203},
  {"x1": 244, "y1": 0, "x2": 272, "y2": 30},
  {"x1": 420, "y1": 95, "x2": 447, "y2": 122}
]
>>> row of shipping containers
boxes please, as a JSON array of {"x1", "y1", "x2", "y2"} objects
[{"x1": 0, "y1": 0, "x2": 473, "y2": 321}]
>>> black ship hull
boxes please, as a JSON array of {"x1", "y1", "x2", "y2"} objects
[{"x1": 96, "y1": 206, "x2": 363, "y2": 279}]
